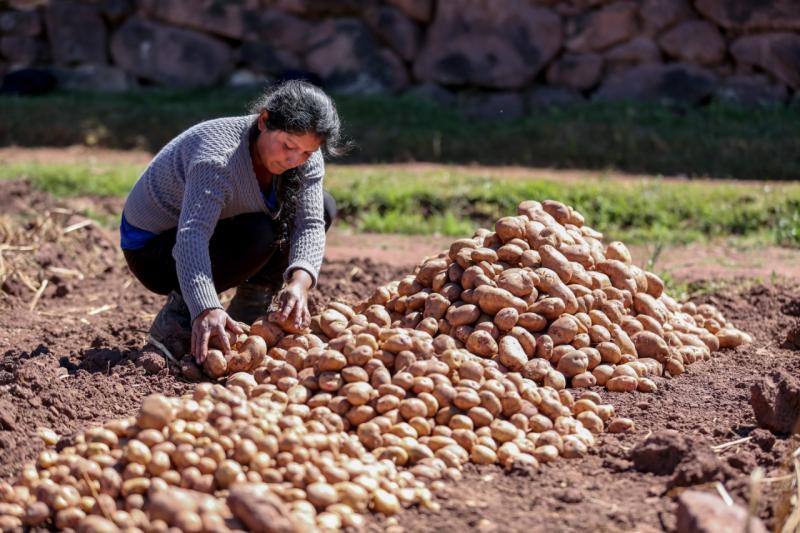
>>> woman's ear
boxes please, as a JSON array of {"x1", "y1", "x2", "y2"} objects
[{"x1": 258, "y1": 111, "x2": 269, "y2": 131}]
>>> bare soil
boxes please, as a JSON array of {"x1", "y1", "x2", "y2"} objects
[{"x1": 0, "y1": 178, "x2": 798, "y2": 532}]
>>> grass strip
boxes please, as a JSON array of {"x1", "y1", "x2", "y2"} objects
[{"x1": 2, "y1": 161, "x2": 800, "y2": 247}]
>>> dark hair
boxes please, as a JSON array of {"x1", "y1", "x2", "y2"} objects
[
  {"x1": 249, "y1": 80, "x2": 349, "y2": 253},
  {"x1": 249, "y1": 79, "x2": 349, "y2": 158}
]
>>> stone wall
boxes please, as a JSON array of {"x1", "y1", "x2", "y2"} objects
[{"x1": 1, "y1": 0, "x2": 798, "y2": 109}]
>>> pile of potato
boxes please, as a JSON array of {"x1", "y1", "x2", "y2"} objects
[
  {"x1": 346, "y1": 199, "x2": 752, "y2": 393},
  {"x1": 0, "y1": 385, "x2": 439, "y2": 531}
]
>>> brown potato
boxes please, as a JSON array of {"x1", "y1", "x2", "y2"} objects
[
  {"x1": 547, "y1": 316, "x2": 579, "y2": 346},
  {"x1": 445, "y1": 303, "x2": 480, "y2": 327},
  {"x1": 540, "y1": 244, "x2": 573, "y2": 284},
  {"x1": 493, "y1": 308, "x2": 519, "y2": 331},
  {"x1": 534, "y1": 268, "x2": 579, "y2": 315},
  {"x1": 476, "y1": 286, "x2": 527, "y2": 315},
  {"x1": 497, "y1": 336, "x2": 527, "y2": 371},
  {"x1": 716, "y1": 328, "x2": 752, "y2": 348},
  {"x1": 632, "y1": 331, "x2": 670, "y2": 363},
  {"x1": 605, "y1": 241, "x2": 632, "y2": 264},
  {"x1": 496, "y1": 268, "x2": 535, "y2": 297},
  {"x1": 466, "y1": 330, "x2": 498, "y2": 358},
  {"x1": 250, "y1": 318, "x2": 284, "y2": 346},
  {"x1": 556, "y1": 350, "x2": 588, "y2": 378}
]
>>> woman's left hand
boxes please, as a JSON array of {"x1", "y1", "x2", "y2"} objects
[{"x1": 270, "y1": 270, "x2": 313, "y2": 331}]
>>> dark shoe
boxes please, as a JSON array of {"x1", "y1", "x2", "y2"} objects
[
  {"x1": 149, "y1": 291, "x2": 191, "y2": 359},
  {"x1": 227, "y1": 282, "x2": 276, "y2": 325}
]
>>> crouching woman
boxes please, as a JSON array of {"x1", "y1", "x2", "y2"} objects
[{"x1": 120, "y1": 80, "x2": 345, "y2": 364}]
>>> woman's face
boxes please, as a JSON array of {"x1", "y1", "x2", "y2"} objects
[{"x1": 253, "y1": 111, "x2": 322, "y2": 176}]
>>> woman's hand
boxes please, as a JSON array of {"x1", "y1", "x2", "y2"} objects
[
  {"x1": 192, "y1": 308, "x2": 243, "y2": 365},
  {"x1": 270, "y1": 270, "x2": 312, "y2": 331}
]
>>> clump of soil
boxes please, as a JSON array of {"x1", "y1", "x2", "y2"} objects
[
  {"x1": 630, "y1": 430, "x2": 726, "y2": 488},
  {"x1": 751, "y1": 370, "x2": 800, "y2": 435}
]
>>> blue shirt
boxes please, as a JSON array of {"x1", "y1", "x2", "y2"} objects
[
  {"x1": 121, "y1": 179, "x2": 279, "y2": 250},
  {"x1": 120, "y1": 212, "x2": 158, "y2": 250}
]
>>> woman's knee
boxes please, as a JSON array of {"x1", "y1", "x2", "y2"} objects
[{"x1": 323, "y1": 190, "x2": 336, "y2": 232}]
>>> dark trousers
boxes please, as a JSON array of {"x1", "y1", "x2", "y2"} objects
[{"x1": 123, "y1": 192, "x2": 336, "y2": 296}]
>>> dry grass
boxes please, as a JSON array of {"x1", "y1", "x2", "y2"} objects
[{"x1": 0, "y1": 206, "x2": 120, "y2": 306}]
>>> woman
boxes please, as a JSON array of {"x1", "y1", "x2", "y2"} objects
[{"x1": 120, "y1": 80, "x2": 345, "y2": 365}]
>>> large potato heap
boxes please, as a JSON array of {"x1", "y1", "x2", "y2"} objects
[{"x1": 350, "y1": 199, "x2": 751, "y2": 393}]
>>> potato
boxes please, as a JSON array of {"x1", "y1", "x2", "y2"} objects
[
  {"x1": 556, "y1": 350, "x2": 588, "y2": 378},
  {"x1": 609, "y1": 325, "x2": 637, "y2": 356},
  {"x1": 540, "y1": 245, "x2": 573, "y2": 284},
  {"x1": 250, "y1": 317, "x2": 285, "y2": 346},
  {"x1": 637, "y1": 377, "x2": 658, "y2": 393},
  {"x1": 606, "y1": 375, "x2": 638, "y2": 392},
  {"x1": 476, "y1": 286, "x2": 527, "y2": 315},
  {"x1": 607, "y1": 417, "x2": 635, "y2": 433},
  {"x1": 496, "y1": 268, "x2": 535, "y2": 297},
  {"x1": 466, "y1": 330, "x2": 498, "y2": 358},
  {"x1": 547, "y1": 316, "x2": 579, "y2": 346},
  {"x1": 493, "y1": 308, "x2": 519, "y2": 331},
  {"x1": 449, "y1": 238, "x2": 478, "y2": 261},
  {"x1": 222, "y1": 350, "x2": 249, "y2": 375},
  {"x1": 416, "y1": 258, "x2": 449, "y2": 287},
  {"x1": 495, "y1": 216, "x2": 527, "y2": 243},
  {"x1": 716, "y1": 328, "x2": 752, "y2": 348},
  {"x1": 519, "y1": 249, "x2": 542, "y2": 269},
  {"x1": 423, "y1": 293, "x2": 450, "y2": 320},
  {"x1": 528, "y1": 297, "x2": 566, "y2": 321},
  {"x1": 445, "y1": 303, "x2": 480, "y2": 327},
  {"x1": 534, "y1": 268, "x2": 579, "y2": 315},
  {"x1": 517, "y1": 312, "x2": 547, "y2": 332},
  {"x1": 508, "y1": 327, "x2": 536, "y2": 357},
  {"x1": 633, "y1": 293, "x2": 668, "y2": 324},
  {"x1": 644, "y1": 271, "x2": 664, "y2": 298},
  {"x1": 497, "y1": 336, "x2": 528, "y2": 372},
  {"x1": 471, "y1": 247, "x2": 498, "y2": 264},
  {"x1": 605, "y1": 241, "x2": 632, "y2": 264},
  {"x1": 320, "y1": 308, "x2": 349, "y2": 338},
  {"x1": 632, "y1": 331, "x2": 670, "y2": 363},
  {"x1": 137, "y1": 394, "x2": 174, "y2": 430}
]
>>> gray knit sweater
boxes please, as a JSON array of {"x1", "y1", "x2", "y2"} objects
[{"x1": 123, "y1": 115, "x2": 326, "y2": 320}]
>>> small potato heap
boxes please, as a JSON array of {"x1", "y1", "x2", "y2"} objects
[{"x1": 0, "y1": 385, "x2": 438, "y2": 531}]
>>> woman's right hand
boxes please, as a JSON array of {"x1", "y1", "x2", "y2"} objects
[{"x1": 192, "y1": 308, "x2": 243, "y2": 365}]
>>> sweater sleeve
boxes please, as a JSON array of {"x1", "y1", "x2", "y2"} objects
[
  {"x1": 284, "y1": 151, "x2": 326, "y2": 287},
  {"x1": 173, "y1": 160, "x2": 232, "y2": 321}
]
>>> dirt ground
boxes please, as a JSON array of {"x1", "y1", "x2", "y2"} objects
[{"x1": 0, "y1": 177, "x2": 798, "y2": 532}]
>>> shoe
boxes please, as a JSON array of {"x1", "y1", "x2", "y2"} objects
[
  {"x1": 149, "y1": 291, "x2": 192, "y2": 358},
  {"x1": 227, "y1": 282, "x2": 275, "y2": 325}
]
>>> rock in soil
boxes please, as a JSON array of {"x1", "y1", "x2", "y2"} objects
[
  {"x1": 0, "y1": 400, "x2": 17, "y2": 431},
  {"x1": 676, "y1": 490, "x2": 767, "y2": 533},
  {"x1": 750, "y1": 369, "x2": 800, "y2": 434},
  {"x1": 785, "y1": 321, "x2": 800, "y2": 348},
  {"x1": 630, "y1": 430, "x2": 691, "y2": 475}
]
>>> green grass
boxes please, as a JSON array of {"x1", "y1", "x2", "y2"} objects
[
  {"x1": 0, "y1": 162, "x2": 140, "y2": 197},
  {"x1": 3, "y1": 160, "x2": 800, "y2": 248},
  {"x1": 2, "y1": 88, "x2": 799, "y2": 179}
]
